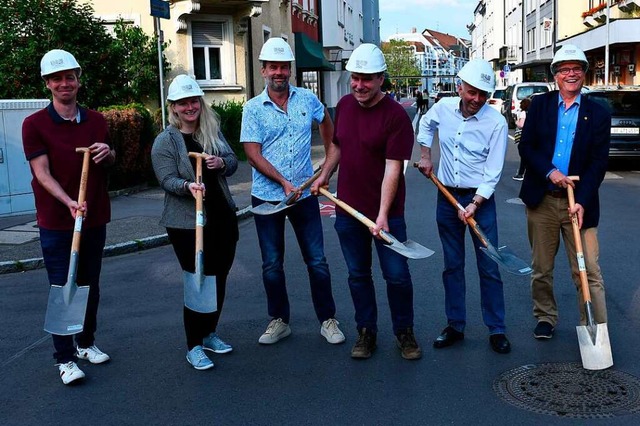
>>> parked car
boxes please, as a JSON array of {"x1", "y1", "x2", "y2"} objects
[
  {"x1": 435, "y1": 91, "x2": 457, "y2": 103},
  {"x1": 488, "y1": 87, "x2": 507, "y2": 113},
  {"x1": 502, "y1": 82, "x2": 554, "y2": 128},
  {"x1": 584, "y1": 88, "x2": 640, "y2": 159}
]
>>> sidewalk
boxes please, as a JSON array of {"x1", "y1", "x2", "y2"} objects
[{"x1": 0, "y1": 131, "x2": 327, "y2": 274}]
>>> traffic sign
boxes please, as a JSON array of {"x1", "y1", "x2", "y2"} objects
[
  {"x1": 150, "y1": 0, "x2": 170, "y2": 19},
  {"x1": 503, "y1": 64, "x2": 511, "y2": 73}
]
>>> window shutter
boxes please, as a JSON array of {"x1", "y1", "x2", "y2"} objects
[{"x1": 192, "y1": 22, "x2": 224, "y2": 46}]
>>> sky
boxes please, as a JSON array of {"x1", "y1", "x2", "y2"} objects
[{"x1": 379, "y1": 0, "x2": 478, "y2": 41}]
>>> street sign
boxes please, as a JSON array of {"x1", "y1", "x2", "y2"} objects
[
  {"x1": 150, "y1": 0, "x2": 170, "y2": 19},
  {"x1": 499, "y1": 71, "x2": 505, "y2": 78},
  {"x1": 503, "y1": 64, "x2": 511, "y2": 73}
]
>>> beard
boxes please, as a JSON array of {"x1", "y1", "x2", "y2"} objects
[{"x1": 267, "y1": 77, "x2": 288, "y2": 92}]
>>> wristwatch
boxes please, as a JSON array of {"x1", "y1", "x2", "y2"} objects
[{"x1": 471, "y1": 199, "x2": 481, "y2": 208}]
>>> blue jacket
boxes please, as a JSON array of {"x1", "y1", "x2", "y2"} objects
[{"x1": 518, "y1": 90, "x2": 610, "y2": 229}]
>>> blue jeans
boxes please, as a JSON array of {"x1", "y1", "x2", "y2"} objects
[
  {"x1": 40, "y1": 226, "x2": 106, "y2": 363},
  {"x1": 436, "y1": 192, "x2": 505, "y2": 334},
  {"x1": 252, "y1": 195, "x2": 335, "y2": 323},
  {"x1": 334, "y1": 214, "x2": 414, "y2": 334}
]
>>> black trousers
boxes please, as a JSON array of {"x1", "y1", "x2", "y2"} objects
[{"x1": 167, "y1": 225, "x2": 237, "y2": 350}]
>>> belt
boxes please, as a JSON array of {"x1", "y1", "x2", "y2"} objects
[
  {"x1": 444, "y1": 186, "x2": 477, "y2": 196},
  {"x1": 546, "y1": 189, "x2": 567, "y2": 198}
]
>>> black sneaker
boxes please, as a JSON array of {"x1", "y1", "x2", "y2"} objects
[
  {"x1": 533, "y1": 321, "x2": 554, "y2": 339},
  {"x1": 351, "y1": 328, "x2": 376, "y2": 359},
  {"x1": 396, "y1": 328, "x2": 422, "y2": 360}
]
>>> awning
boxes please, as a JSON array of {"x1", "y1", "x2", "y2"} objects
[
  {"x1": 511, "y1": 58, "x2": 551, "y2": 70},
  {"x1": 294, "y1": 32, "x2": 335, "y2": 71}
]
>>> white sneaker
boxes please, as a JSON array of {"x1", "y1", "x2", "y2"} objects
[
  {"x1": 258, "y1": 318, "x2": 291, "y2": 344},
  {"x1": 76, "y1": 345, "x2": 110, "y2": 364},
  {"x1": 321, "y1": 318, "x2": 346, "y2": 344},
  {"x1": 57, "y1": 361, "x2": 85, "y2": 385}
]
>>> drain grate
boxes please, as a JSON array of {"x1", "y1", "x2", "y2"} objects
[{"x1": 494, "y1": 362, "x2": 640, "y2": 419}]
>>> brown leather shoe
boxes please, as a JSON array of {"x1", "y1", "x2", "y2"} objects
[
  {"x1": 396, "y1": 328, "x2": 422, "y2": 360},
  {"x1": 433, "y1": 326, "x2": 464, "y2": 349},
  {"x1": 351, "y1": 328, "x2": 376, "y2": 359}
]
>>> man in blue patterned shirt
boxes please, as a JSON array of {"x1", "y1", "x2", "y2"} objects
[{"x1": 240, "y1": 38, "x2": 345, "y2": 346}]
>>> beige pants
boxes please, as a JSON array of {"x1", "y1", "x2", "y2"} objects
[{"x1": 526, "y1": 194, "x2": 607, "y2": 326}]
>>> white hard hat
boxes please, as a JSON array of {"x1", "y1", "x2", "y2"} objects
[
  {"x1": 40, "y1": 49, "x2": 82, "y2": 78},
  {"x1": 346, "y1": 43, "x2": 387, "y2": 74},
  {"x1": 551, "y1": 44, "x2": 588, "y2": 74},
  {"x1": 457, "y1": 59, "x2": 495, "y2": 93},
  {"x1": 167, "y1": 74, "x2": 204, "y2": 102},
  {"x1": 259, "y1": 38, "x2": 295, "y2": 62}
]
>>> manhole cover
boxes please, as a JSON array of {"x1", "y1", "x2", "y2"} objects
[{"x1": 494, "y1": 363, "x2": 640, "y2": 419}]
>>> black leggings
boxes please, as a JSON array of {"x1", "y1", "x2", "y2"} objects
[{"x1": 167, "y1": 226, "x2": 237, "y2": 350}]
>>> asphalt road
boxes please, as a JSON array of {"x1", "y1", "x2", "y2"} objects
[{"x1": 1, "y1": 105, "x2": 640, "y2": 425}]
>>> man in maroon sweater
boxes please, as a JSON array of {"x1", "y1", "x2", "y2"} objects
[{"x1": 22, "y1": 49, "x2": 115, "y2": 385}]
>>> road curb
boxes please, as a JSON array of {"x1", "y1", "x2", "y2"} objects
[{"x1": 0, "y1": 207, "x2": 254, "y2": 275}]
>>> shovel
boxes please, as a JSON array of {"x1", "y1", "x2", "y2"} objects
[
  {"x1": 567, "y1": 180, "x2": 613, "y2": 370},
  {"x1": 251, "y1": 167, "x2": 323, "y2": 215},
  {"x1": 184, "y1": 152, "x2": 217, "y2": 314},
  {"x1": 318, "y1": 187, "x2": 434, "y2": 259},
  {"x1": 44, "y1": 148, "x2": 92, "y2": 335},
  {"x1": 421, "y1": 165, "x2": 532, "y2": 276}
]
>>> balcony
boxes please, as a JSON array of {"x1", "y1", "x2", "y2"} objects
[
  {"x1": 618, "y1": 0, "x2": 640, "y2": 12},
  {"x1": 582, "y1": 15, "x2": 598, "y2": 28}
]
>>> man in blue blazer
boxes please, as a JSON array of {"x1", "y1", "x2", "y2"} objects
[{"x1": 518, "y1": 45, "x2": 611, "y2": 340}]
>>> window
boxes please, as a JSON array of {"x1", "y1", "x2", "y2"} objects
[
  {"x1": 263, "y1": 25, "x2": 271, "y2": 43},
  {"x1": 527, "y1": 29, "x2": 536, "y2": 52},
  {"x1": 190, "y1": 18, "x2": 235, "y2": 86}
]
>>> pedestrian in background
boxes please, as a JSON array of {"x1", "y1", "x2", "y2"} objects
[
  {"x1": 415, "y1": 89, "x2": 425, "y2": 115},
  {"x1": 240, "y1": 38, "x2": 345, "y2": 346},
  {"x1": 151, "y1": 74, "x2": 239, "y2": 370},
  {"x1": 512, "y1": 97, "x2": 531, "y2": 181},
  {"x1": 518, "y1": 45, "x2": 610, "y2": 340},
  {"x1": 416, "y1": 59, "x2": 511, "y2": 354},
  {"x1": 23, "y1": 49, "x2": 115, "y2": 384},
  {"x1": 313, "y1": 44, "x2": 421, "y2": 361}
]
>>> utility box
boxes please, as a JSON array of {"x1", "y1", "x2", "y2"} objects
[{"x1": 0, "y1": 99, "x2": 49, "y2": 217}]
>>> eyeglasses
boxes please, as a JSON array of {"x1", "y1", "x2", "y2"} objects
[{"x1": 556, "y1": 66, "x2": 584, "y2": 75}]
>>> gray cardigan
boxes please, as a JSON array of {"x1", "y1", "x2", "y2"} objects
[{"x1": 151, "y1": 125, "x2": 238, "y2": 229}]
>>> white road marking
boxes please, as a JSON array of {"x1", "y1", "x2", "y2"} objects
[{"x1": 1, "y1": 335, "x2": 49, "y2": 368}]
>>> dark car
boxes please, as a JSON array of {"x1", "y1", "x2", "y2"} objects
[
  {"x1": 435, "y1": 91, "x2": 457, "y2": 103},
  {"x1": 584, "y1": 88, "x2": 640, "y2": 158}
]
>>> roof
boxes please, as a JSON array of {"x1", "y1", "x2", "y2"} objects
[{"x1": 421, "y1": 29, "x2": 469, "y2": 57}]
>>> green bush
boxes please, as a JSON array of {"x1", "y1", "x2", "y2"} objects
[
  {"x1": 99, "y1": 104, "x2": 159, "y2": 190},
  {"x1": 211, "y1": 99, "x2": 245, "y2": 161}
]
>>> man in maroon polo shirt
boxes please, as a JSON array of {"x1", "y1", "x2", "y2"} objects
[{"x1": 22, "y1": 49, "x2": 115, "y2": 385}]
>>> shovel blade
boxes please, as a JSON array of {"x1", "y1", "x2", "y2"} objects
[
  {"x1": 183, "y1": 271, "x2": 217, "y2": 313},
  {"x1": 251, "y1": 201, "x2": 289, "y2": 215},
  {"x1": 382, "y1": 235, "x2": 435, "y2": 259},
  {"x1": 44, "y1": 283, "x2": 89, "y2": 335},
  {"x1": 576, "y1": 323, "x2": 613, "y2": 370},
  {"x1": 480, "y1": 245, "x2": 532, "y2": 276}
]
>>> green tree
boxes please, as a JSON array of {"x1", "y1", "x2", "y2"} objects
[
  {"x1": 381, "y1": 39, "x2": 422, "y2": 89},
  {"x1": 111, "y1": 20, "x2": 171, "y2": 104},
  {"x1": 0, "y1": 0, "x2": 169, "y2": 107}
]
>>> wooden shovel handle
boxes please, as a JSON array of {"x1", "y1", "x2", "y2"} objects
[
  {"x1": 188, "y1": 152, "x2": 210, "y2": 252},
  {"x1": 71, "y1": 148, "x2": 91, "y2": 253},
  {"x1": 318, "y1": 187, "x2": 393, "y2": 245},
  {"x1": 284, "y1": 167, "x2": 322, "y2": 206},
  {"x1": 413, "y1": 162, "x2": 490, "y2": 247},
  {"x1": 566, "y1": 177, "x2": 591, "y2": 303}
]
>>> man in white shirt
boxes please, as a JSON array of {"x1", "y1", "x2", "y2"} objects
[{"x1": 416, "y1": 59, "x2": 510, "y2": 354}]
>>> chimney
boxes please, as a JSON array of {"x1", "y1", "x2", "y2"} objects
[{"x1": 411, "y1": 27, "x2": 416, "y2": 33}]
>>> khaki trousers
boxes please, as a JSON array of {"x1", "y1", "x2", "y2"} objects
[{"x1": 526, "y1": 194, "x2": 607, "y2": 326}]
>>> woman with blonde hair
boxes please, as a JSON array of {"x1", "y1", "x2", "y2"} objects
[{"x1": 151, "y1": 74, "x2": 239, "y2": 370}]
